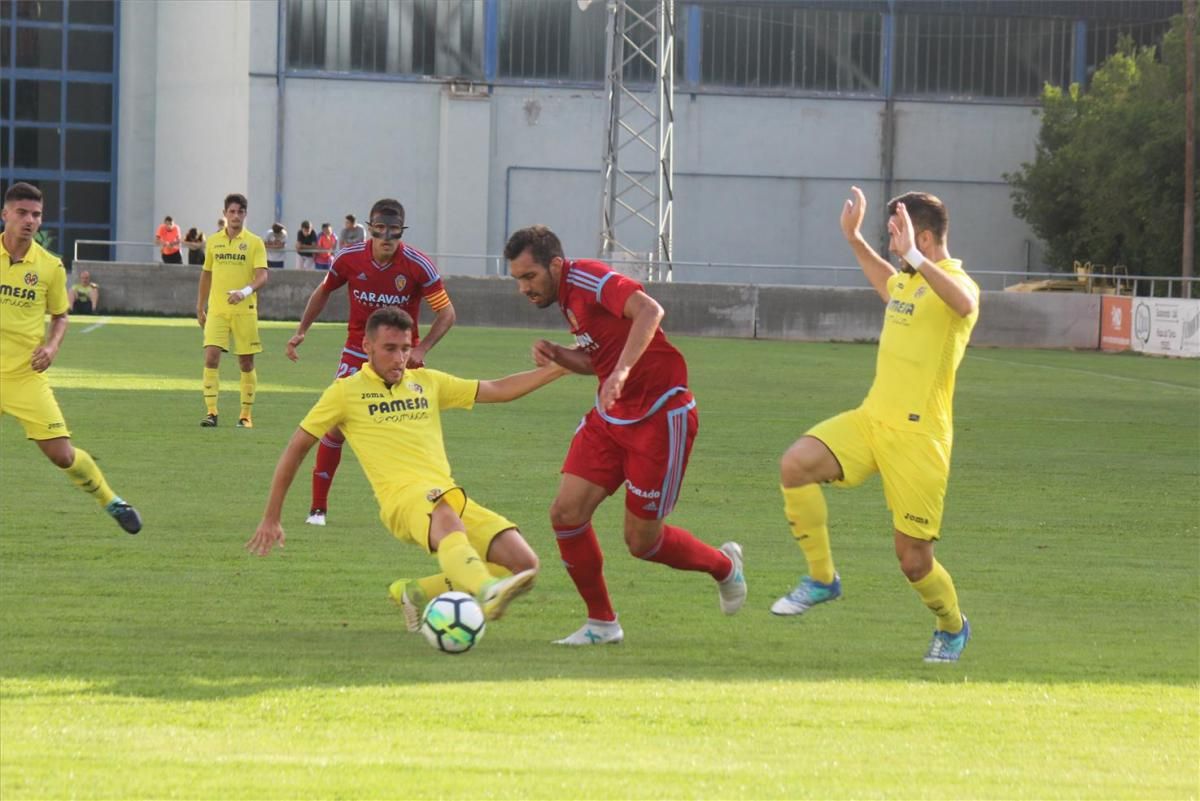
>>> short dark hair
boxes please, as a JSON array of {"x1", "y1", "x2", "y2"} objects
[
  {"x1": 887, "y1": 192, "x2": 948, "y2": 244},
  {"x1": 224, "y1": 193, "x2": 248, "y2": 212},
  {"x1": 301, "y1": 219, "x2": 311, "y2": 228},
  {"x1": 164, "y1": 215, "x2": 174, "y2": 223},
  {"x1": 504, "y1": 225, "x2": 564, "y2": 267},
  {"x1": 365, "y1": 307, "x2": 414, "y2": 338},
  {"x1": 345, "y1": 214, "x2": 356, "y2": 224},
  {"x1": 369, "y1": 198, "x2": 405, "y2": 223},
  {"x1": 271, "y1": 223, "x2": 284, "y2": 234},
  {"x1": 4, "y1": 182, "x2": 43, "y2": 204}
]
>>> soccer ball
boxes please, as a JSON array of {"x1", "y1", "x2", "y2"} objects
[{"x1": 420, "y1": 591, "x2": 486, "y2": 654}]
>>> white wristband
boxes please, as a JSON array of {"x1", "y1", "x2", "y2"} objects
[
  {"x1": 239, "y1": 284, "x2": 255, "y2": 297},
  {"x1": 903, "y1": 245, "x2": 925, "y2": 269}
]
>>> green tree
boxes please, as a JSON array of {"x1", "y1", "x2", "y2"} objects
[{"x1": 1007, "y1": 16, "x2": 1199, "y2": 277}]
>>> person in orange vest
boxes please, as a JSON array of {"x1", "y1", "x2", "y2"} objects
[{"x1": 155, "y1": 215, "x2": 182, "y2": 264}]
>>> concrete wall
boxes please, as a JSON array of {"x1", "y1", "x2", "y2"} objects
[
  {"x1": 117, "y1": 1, "x2": 251, "y2": 253},
  {"x1": 116, "y1": 0, "x2": 1050, "y2": 280},
  {"x1": 75, "y1": 262, "x2": 1100, "y2": 350}
]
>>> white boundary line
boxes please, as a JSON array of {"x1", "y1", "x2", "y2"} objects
[
  {"x1": 970, "y1": 354, "x2": 1200, "y2": 392},
  {"x1": 79, "y1": 317, "x2": 111, "y2": 334}
]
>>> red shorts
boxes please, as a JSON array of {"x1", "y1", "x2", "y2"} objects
[
  {"x1": 335, "y1": 341, "x2": 424, "y2": 378},
  {"x1": 335, "y1": 347, "x2": 367, "y2": 378},
  {"x1": 561, "y1": 397, "x2": 698, "y2": 520}
]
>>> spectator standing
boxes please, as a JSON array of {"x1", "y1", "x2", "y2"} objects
[
  {"x1": 70, "y1": 270, "x2": 99, "y2": 314},
  {"x1": 339, "y1": 214, "x2": 365, "y2": 247},
  {"x1": 265, "y1": 223, "x2": 288, "y2": 270},
  {"x1": 155, "y1": 216, "x2": 182, "y2": 264},
  {"x1": 314, "y1": 223, "x2": 337, "y2": 271},
  {"x1": 183, "y1": 227, "x2": 206, "y2": 266},
  {"x1": 295, "y1": 220, "x2": 318, "y2": 270}
]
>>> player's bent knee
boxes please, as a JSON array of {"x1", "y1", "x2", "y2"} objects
[
  {"x1": 37, "y1": 438, "x2": 74, "y2": 468},
  {"x1": 895, "y1": 536, "x2": 934, "y2": 582},
  {"x1": 487, "y1": 529, "x2": 540, "y2": 573},
  {"x1": 781, "y1": 437, "x2": 838, "y2": 486},
  {"x1": 549, "y1": 500, "x2": 587, "y2": 531},
  {"x1": 623, "y1": 521, "x2": 661, "y2": 557}
]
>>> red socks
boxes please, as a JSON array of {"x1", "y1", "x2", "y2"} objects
[
  {"x1": 554, "y1": 522, "x2": 616, "y2": 622},
  {"x1": 311, "y1": 435, "x2": 343, "y2": 511},
  {"x1": 637, "y1": 525, "x2": 732, "y2": 580}
]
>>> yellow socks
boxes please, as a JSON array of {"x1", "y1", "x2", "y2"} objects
[
  {"x1": 202, "y1": 367, "x2": 219, "y2": 414},
  {"x1": 909, "y1": 559, "x2": 963, "y2": 633},
  {"x1": 434, "y1": 531, "x2": 493, "y2": 596},
  {"x1": 62, "y1": 447, "x2": 116, "y2": 507},
  {"x1": 239, "y1": 369, "x2": 257, "y2": 420},
  {"x1": 781, "y1": 483, "x2": 835, "y2": 584},
  {"x1": 414, "y1": 563, "x2": 510, "y2": 601}
]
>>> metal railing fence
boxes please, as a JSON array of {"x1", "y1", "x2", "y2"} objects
[{"x1": 74, "y1": 240, "x2": 1198, "y2": 298}]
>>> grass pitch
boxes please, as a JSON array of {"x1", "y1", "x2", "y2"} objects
[{"x1": 1, "y1": 317, "x2": 1197, "y2": 799}]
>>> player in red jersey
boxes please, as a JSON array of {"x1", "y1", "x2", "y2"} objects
[
  {"x1": 287, "y1": 198, "x2": 456, "y2": 526},
  {"x1": 505, "y1": 225, "x2": 747, "y2": 645}
]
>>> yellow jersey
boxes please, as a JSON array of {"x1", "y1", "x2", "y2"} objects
[
  {"x1": 861, "y1": 259, "x2": 979, "y2": 439},
  {"x1": 0, "y1": 238, "x2": 68, "y2": 375},
  {"x1": 299, "y1": 364, "x2": 480, "y2": 500},
  {"x1": 202, "y1": 228, "x2": 267, "y2": 307}
]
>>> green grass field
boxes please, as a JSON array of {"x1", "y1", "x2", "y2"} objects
[{"x1": 1, "y1": 317, "x2": 1197, "y2": 799}]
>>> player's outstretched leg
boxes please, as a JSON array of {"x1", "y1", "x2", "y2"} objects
[
  {"x1": 388, "y1": 579, "x2": 427, "y2": 633},
  {"x1": 554, "y1": 617, "x2": 624, "y2": 646},
  {"x1": 55, "y1": 443, "x2": 142, "y2": 535},
  {"x1": 479, "y1": 568, "x2": 538, "y2": 622},
  {"x1": 390, "y1": 565, "x2": 513, "y2": 633}
]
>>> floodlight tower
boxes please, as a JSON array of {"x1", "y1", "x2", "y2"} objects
[{"x1": 592, "y1": 0, "x2": 675, "y2": 280}]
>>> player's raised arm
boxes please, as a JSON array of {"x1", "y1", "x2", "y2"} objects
[
  {"x1": 840, "y1": 185, "x2": 895, "y2": 304},
  {"x1": 598, "y1": 290, "x2": 663, "y2": 410},
  {"x1": 475, "y1": 363, "x2": 569, "y2": 404},
  {"x1": 247, "y1": 428, "x2": 320, "y2": 555}
]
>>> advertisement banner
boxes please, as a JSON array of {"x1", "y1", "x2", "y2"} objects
[
  {"x1": 1100, "y1": 295, "x2": 1131, "y2": 352},
  {"x1": 1131, "y1": 298, "x2": 1200, "y2": 358}
]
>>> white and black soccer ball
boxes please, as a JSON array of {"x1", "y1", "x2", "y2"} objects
[{"x1": 420, "y1": 591, "x2": 486, "y2": 654}]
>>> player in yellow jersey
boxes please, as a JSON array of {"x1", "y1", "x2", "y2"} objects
[
  {"x1": 196, "y1": 193, "x2": 268, "y2": 428},
  {"x1": 0, "y1": 182, "x2": 142, "y2": 534},
  {"x1": 771, "y1": 186, "x2": 980, "y2": 663},
  {"x1": 247, "y1": 307, "x2": 567, "y2": 626}
]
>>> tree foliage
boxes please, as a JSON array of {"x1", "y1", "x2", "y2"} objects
[{"x1": 1006, "y1": 16, "x2": 1198, "y2": 276}]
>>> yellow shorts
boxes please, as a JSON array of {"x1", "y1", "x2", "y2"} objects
[
  {"x1": 203, "y1": 309, "x2": 262, "y2": 355},
  {"x1": 379, "y1": 484, "x2": 518, "y2": 556},
  {"x1": 806, "y1": 406, "x2": 952, "y2": 541},
  {"x1": 0, "y1": 369, "x2": 71, "y2": 440}
]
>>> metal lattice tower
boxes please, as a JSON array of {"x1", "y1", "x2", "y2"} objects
[{"x1": 599, "y1": 0, "x2": 675, "y2": 281}]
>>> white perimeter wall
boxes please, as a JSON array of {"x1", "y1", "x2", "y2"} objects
[{"x1": 118, "y1": 0, "x2": 1048, "y2": 282}]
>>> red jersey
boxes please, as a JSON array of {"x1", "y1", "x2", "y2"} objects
[
  {"x1": 559, "y1": 258, "x2": 690, "y2": 423},
  {"x1": 322, "y1": 241, "x2": 450, "y2": 351}
]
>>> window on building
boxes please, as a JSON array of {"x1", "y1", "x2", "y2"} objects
[
  {"x1": 286, "y1": 0, "x2": 483, "y2": 78},
  {"x1": 700, "y1": 4, "x2": 881, "y2": 93},
  {"x1": 1, "y1": 0, "x2": 118, "y2": 266}
]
